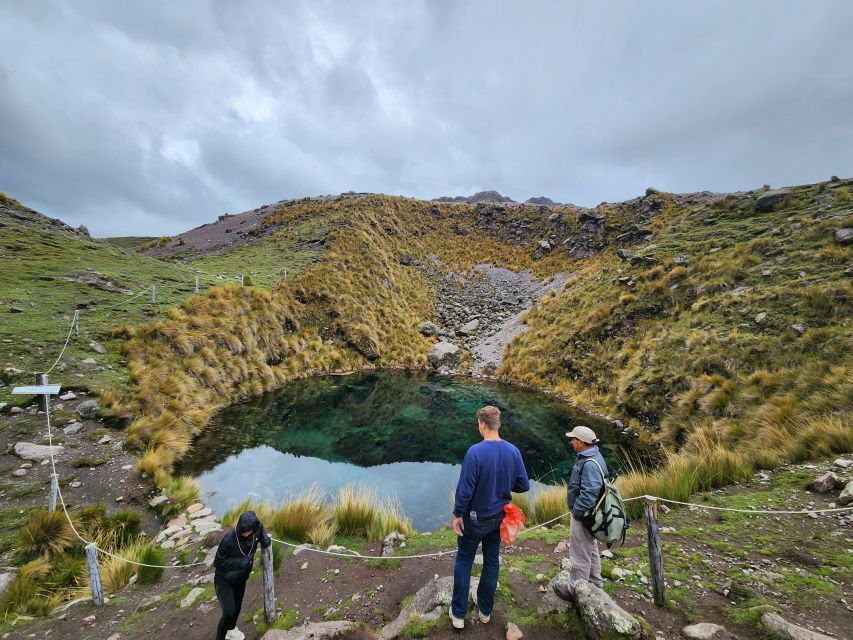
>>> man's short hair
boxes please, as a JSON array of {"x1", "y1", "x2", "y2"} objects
[{"x1": 476, "y1": 406, "x2": 501, "y2": 430}]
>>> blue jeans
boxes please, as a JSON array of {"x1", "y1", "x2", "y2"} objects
[{"x1": 451, "y1": 514, "x2": 502, "y2": 619}]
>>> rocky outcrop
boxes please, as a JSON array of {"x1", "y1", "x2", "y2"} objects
[
  {"x1": 761, "y1": 613, "x2": 834, "y2": 640},
  {"x1": 381, "y1": 576, "x2": 479, "y2": 639},
  {"x1": 567, "y1": 212, "x2": 606, "y2": 259},
  {"x1": 572, "y1": 580, "x2": 642, "y2": 640},
  {"x1": 755, "y1": 189, "x2": 792, "y2": 213},
  {"x1": 427, "y1": 342, "x2": 459, "y2": 368}
]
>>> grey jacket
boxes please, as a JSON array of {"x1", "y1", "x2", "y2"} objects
[{"x1": 567, "y1": 448, "x2": 608, "y2": 519}]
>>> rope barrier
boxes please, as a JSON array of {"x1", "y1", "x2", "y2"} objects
[
  {"x1": 44, "y1": 310, "x2": 78, "y2": 375},
  {"x1": 645, "y1": 495, "x2": 853, "y2": 515},
  {"x1": 96, "y1": 285, "x2": 154, "y2": 311}
]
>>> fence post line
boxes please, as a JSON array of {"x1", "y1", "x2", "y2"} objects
[
  {"x1": 644, "y1": 496, "x2": 667, "y2": 607},
  {"x1": 36, "y1": 373, "x2": 48, "y2": 411},
  {"x1": 73, "y1": 309, "x2": 79, "y2": 338},
  {"x1": 262, "y1": 545, "x2": 276, "y2": 623},
  {"x1": 151, "y1": 284, "x2": 156, "y2": 304},
  {"x1": 194, "y1": 275, "x2": 199, "y2": 293},
  {"x1": 49, "y1": 473, "x2": 59, "y2": 513},
  {"x1": 85, "y1": 543, "x2": 104, "y2": 605},
  {"x1": 240, "y1": 273, "x2": 245, "y2": 286}
]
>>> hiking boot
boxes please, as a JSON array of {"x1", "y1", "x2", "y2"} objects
[
  {"x1": 448, "y1": 610, "x2": 465, "y2": 629},
  {"x1": 225, "y1": 628, "x2": 245, "y2": 640},
  {"x1": 552, "y1": 582, "x2": 573, "y2": 602}
]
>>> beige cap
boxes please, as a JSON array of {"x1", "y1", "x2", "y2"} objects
[{"x1": 565, "y1": 425, "x2": 598, "y2": 444}]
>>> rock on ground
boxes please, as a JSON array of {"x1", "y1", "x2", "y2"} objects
[
  {"x1": 537, "y1": 569, "x2": 572, "y2": 615},
  {"x1": 380, "y1": 575, "x2": 478, "y2": 639},
  {"x1": 261, "y1": 621, "x2": 360, "y2": 639},
  {"x1": 839, "y1": 480, "x2": 853, "y2": 506},
  {"x1": 506, "y1": 621, "x2": 524, "y2": 640},
  {"x1": 14, "y1": 441, "x2": 63, "y2": 461},
  {"x1": 811, "y1": 472, "x2": 837, "y2": 493},
  {"x1": 572, "y1": 579, "x2": 642, "y2": 640},
  {"x1": 835, "y1": 228, "x2": 853, "y2": 245},
  {"x1": 755, "y1": 189, "x2": 792, "y2": 213},
  {"x1": 76, "y1": 399, "x2": 100, "y2": 419},
  {"x1": 761, "y1": 613, "x2": 834, "y2": 640},
  {"x1": 682, "y1": 622, "x2": 729, "y2": 639},
  {"x1": 179, "y1": 587, "x2": 204, "y2": 608},
  {"x1": 427, "y1": 342, "x2": 459, "y2": 369}
]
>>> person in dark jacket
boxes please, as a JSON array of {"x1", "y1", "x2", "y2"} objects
[
  {"x1": 449, "y1": 406, "x2": 530, "y2": 629},
  {"x1": 554, "y1": 425, "x2": 608, "y2": 600},
  {"x1": 213, "y1": 511, "x2": 271, "y2": 640}
]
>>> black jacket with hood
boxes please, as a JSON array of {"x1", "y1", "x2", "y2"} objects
[{"x1": 213, "y1": 511, "x2": 271, "y2": 585}]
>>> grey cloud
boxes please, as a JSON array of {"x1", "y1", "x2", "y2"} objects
[{"x1": 0, "y1": 0, "x2": 851, "y2": 236}]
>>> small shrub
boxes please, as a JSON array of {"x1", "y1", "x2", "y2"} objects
[
  {"x1": 269, "y1": 485, "x2": 329, "y2": 543},
  {"x1": 136, "y1": 545, "x2": 166, "y2": 585},
  {"x1": 16, "y1": 510, "x2": 77, "y2": 558},
  {"x1": 333, "y1": 484, "x2": 379, "y2": 537}
]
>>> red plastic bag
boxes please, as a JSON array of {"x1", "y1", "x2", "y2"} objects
[{"x1": 501, "y1": 503, "x2": 526, "y2": 544}]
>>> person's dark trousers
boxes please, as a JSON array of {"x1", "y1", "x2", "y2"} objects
[
  {"x1": 451, "y1": 514, "x2": 503, "y2": 619},
  {"x1": 215, "y1": 579, "x2": 246, "y2": 640}
]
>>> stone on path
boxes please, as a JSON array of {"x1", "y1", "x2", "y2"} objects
[
  {"x1": 261, "y1": 621, "x2": 359, "y2": 639},
  {"x1": 180, "y1": 587, "x2": 204, "y2": 609},
  {"x1": 11, "y1": 469, "x2": 27, "y2": 477},
  {"x1": 90, "y1": 341, "x2": 107, "y2": 354},
  {"x1": 572, "y1": 579, "x2": 642, "y2": 640},
  {"x1": 458, "y1": 318, "x2": 480, "y2": 336},
  {"x1": 381, "y1": 531, "x2": 406, "y2": 557},
  {"x1": 553, "y1": 539, "x2": 568, "y2": 554},
  {"x1": 832, "y1": 458, "x2": 852, "y2": 469},
  {"x1": 59, "y1": 391, "x2": 77, "y2": 401},
  {"x1": 189, "y1": 507, "x2": 213, "y2": 519},
  {"x1": 682, "y1": 622, "x2": 728, "y2": 639},
  {"x1": 380, "y1": 575, "x2": 478, "y2": 640},
  {"x1": 76, "y1": 399, "x2": 100, "y2": 419},
  {"x1": 186, "y1": 502, "x2": 204, "y2": 514},
  {"x1": 811, "y1": 472, "x2": 837, "y2": 493},
  {"x1": 839, "y1": 480, "x2": 853, "y2": 506},
  {"x1": 506, "y1": 621, "x2": 524, "y2": 640},
  {"x1": 761, "y1": 613, "x2": 834, "y2": 640},
  {"x1": 149, "y1": 495, "x2": 169, "y2": 508},
  {"x1": 63, "y1": 422, "x2": 83, "y2": 435},
  {"x1": 427, "y1": 342, "x2": 459, "y2": 368},
  {"x1": 537, "y1": 568, "x2": 572, "y2": 615},
  {"x1": 14, "y1": 442, "x2": 63, "y2": 461}
]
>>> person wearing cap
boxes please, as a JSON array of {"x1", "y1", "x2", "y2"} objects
[
  {"x1": 554, "y1": 425, "x2": 608, "y2": 600},
  {"x1": 213, "y1": 510, "x2": 271, "y2": 640}
]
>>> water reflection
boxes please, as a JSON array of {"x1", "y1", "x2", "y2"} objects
[{"x1": 179, "y1": 372, "x2": 647, "y2": 531}]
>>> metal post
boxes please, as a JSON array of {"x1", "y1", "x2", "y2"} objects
[
  {"x1": 86, "y1": 543, "x2": 104, "y2": 605},
  {"x1": 73, "y1": 310, "x2": 79, "y2": 338},
  {"x1": 151, "y1": 285, "x2": 156, "y2": 304},
  {"x1": 36, "y1": 373, "x2": 48, "y2": 411},
  {"x1": 49, "y1": 473, "x2": 59, "y2": 513},
  {"x1": 262, "y1": 545, "x2": 276, "y2": 623},
  {"x1": 644, "y1": 497, "x2": 667, "y2": 606},
  {"x1": 194, "y1": 276, "x2": 199, "y2": 293}
]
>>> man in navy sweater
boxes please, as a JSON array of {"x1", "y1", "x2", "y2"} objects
[{"x1": 450, "y1": 406, "x2": 530, "y2": 629}]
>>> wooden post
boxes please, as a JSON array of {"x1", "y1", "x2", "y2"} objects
[
  {"x1": 240, "y1": 273, "x2": 245, "y2": 286},
  {"x1": 36, "y1": 373, "x2": 48, "y2": 411},
  {"x1": 86, "y1": 543, "x2": 104, "y2": 605},
  {"x1": 262, "y1": 545, "x2": 275, "y2": 623},
  {"x1": 194, "y1": 276, "x2": 199, "y2": 293},
  {"x1": 73, "y1": 310, "x2": 79, "y2": 338},
  {"x1": 151, "y1": 284, "x2": 156, "y2": 304},
  {"x1": 49, "y1": 473, "x2": 59, "y2": 513},
  {"x1": 284, "y1": 267, "x2": 287, "y2": 279},
  {"x1": 644, "y1": 497, "x2": 666, "y2": 606}
]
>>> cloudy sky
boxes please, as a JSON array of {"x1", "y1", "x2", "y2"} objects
[{"x1": 1, "y1": 1, "x2": 851, "y2": 237}]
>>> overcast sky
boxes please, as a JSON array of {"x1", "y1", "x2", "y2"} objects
[{"x1": 1, "y1": 1, "x2": 851, "y2": 237}]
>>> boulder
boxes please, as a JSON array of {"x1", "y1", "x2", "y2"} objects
[
  {"x1": 755, "y1": 189, "x2": 792, "y2": 213},
  {"x1": 14, "y1": 442, "x2": 63, "y2": 461},
  {"x1": 179, "y1": 586, "x2": 204, "y2": 608},
  {"x1": 682, "y1": 623, "x2": 728, "y2": 639},
  {"x1": 262, "y1": 621, "x2": 360, "y2": 640},
  {"x1": 645, "y1": 187, "x2": 661, "y2": 196},
  {"x1": 149, "y1": 495, "x2": 169, "y2": 508},
  {"x1": 572, "y1": 580, "x2": 642, "y2": 640},
  {"x1": 761, "y1": 613, "x2": 834, "y2": 640},
  {"x1": 63, "y1": 422, "x2": 83, "y2": 435},
  {"x1": 381, "y1": 531, "x2": 406, "y2": 558},
  {"x1": 616, "y1": 248, "x2": 633, "y2": 260},
  {"x1": 537, "y1": 569, "x2": 572, "y2": 615},
  {"x1": 458, "y1": 319, "x2": 480, "y2": 336},
  {"x1": 76, "y1": 399, "x2": 100, "y2": 419},
  {"x1": 399, "y1": 254, "x2": 413, "y2": 266},
  {"x1": 835, "y1": 228, "x2": 853, "y2": 245},
  {"x1": 811, "y1": 471, "x2": 837, "y2": 493},
  {"x1": 428, "y1": 342, "x2": 459, "y2": 369},
  {"x1": 417, "y1": 321, "x2": 439, "y2": 337},
  {"x1": 380, "y1": 575, "x2": 478, "y2": 639},
  {"x1": 839, "y1": 480, "x2": 853, "y2": 506}
]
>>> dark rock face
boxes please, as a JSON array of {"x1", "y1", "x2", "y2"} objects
[
  {"x1": 526, "y1": 196, "x2": 559, "y2": 206},
  {"x1": 567, "y1": 212, "x2": 606, "y2": 259},
  {"x1": 755, "y1": 189, "x2": 793, "y2": 213}
]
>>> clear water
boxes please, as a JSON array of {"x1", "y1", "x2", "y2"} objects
[{"x1": 178, "y1": 371, "x2": 648, "y2": 531}]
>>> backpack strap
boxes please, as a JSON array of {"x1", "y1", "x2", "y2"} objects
[{"x1": 582, "y1": 457, "x2": 609, "y2": 512}]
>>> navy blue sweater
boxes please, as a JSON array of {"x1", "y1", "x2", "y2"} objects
[{"x1": 453, "y1": 439, "x2": 530, "y2": 518}]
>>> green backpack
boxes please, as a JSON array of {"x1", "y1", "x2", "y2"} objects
[{"x1": 579, "y1": 458, "x2": 630, "y2": 547}]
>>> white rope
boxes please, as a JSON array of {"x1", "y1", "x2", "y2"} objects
[
  {"x1": 44, "y1": 310, "x2": 77, "y2": 375},
  {"x1": 270, "y1": 536, "x2": 457, "y2": 560},
  {"x1": 645, "y1": 495, "x2": 853, "y2": 515},
  {"x1": 97, "y1": 285, "x2": 154, "y2": 311}
]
